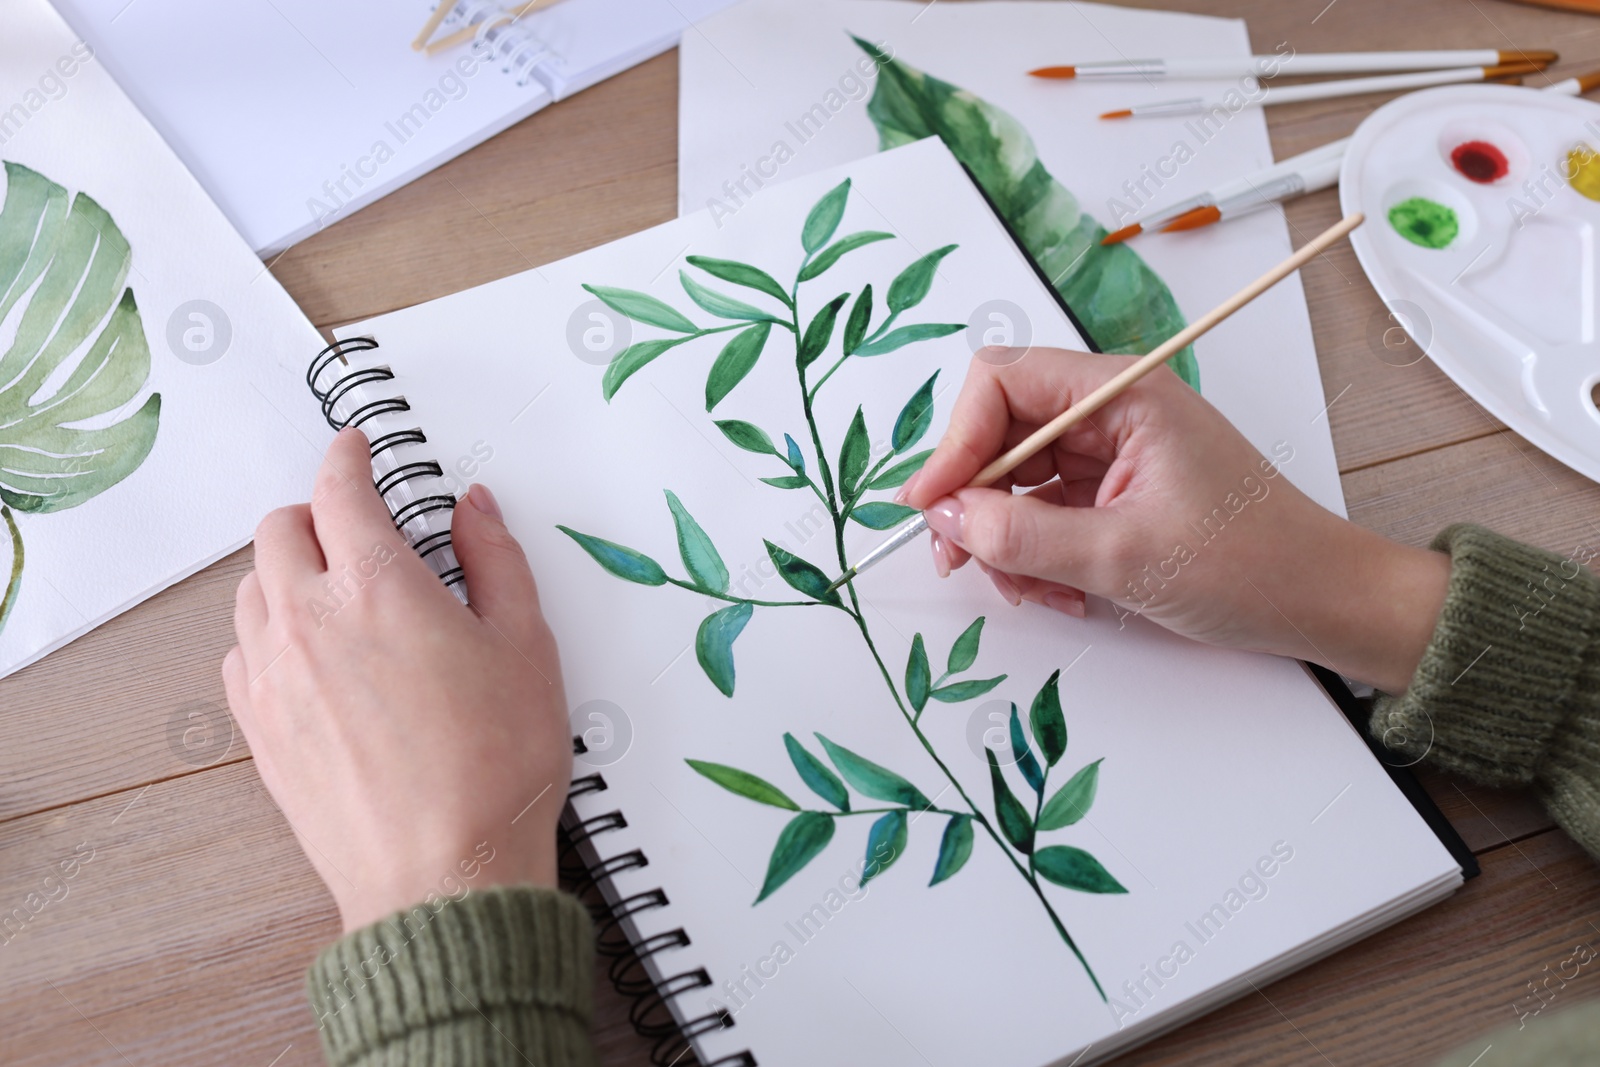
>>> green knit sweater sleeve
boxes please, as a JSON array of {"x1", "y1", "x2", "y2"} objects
[
  {"x1": 1371, "y1": 524, "x2": 1600, "y2": 857},
  {"x1": 306, "y1": 885, "x2": 598, "y2": 1067}
]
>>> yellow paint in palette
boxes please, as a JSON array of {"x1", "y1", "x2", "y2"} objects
[{"x1": 1565, "y1": 144, "x2": 1600, "y2": 202}]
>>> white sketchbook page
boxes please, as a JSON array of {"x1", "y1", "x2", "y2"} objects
[
  {"x1": 525, "y1": 0, "x2": 745, "y2": 99},
  {"x1": 0, "y1": 0, "x2": 329, "y2": 677},
  {"x1": 678, "y1": 0, "x2": 1347, "y2": 519},
  {"x1": 335, "y1": 139, "x2": 1457, "y2": 1066}
]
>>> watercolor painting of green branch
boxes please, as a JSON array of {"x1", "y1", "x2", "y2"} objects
[
  {"x1": 558, "y1": 177, "x2": 1140, "y2": 1000},
  {"x1": 0, "y1": 161, "x2": 162, "y2": 635}
]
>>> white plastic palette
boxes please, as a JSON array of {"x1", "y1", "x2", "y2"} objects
[{"x1": 1342, "y1": 84, "x2": 1600, "y2": 482}]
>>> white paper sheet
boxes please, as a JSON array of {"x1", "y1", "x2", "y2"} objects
[
  {"x1": 0, "y1": 0, "x2": 329, "y2": 678},
  {"x1": 332, "y1": 138, "x2": 1458, "y2": 1067},
  {"x1": 678, "y1": 0, "x2": 1347, "y2": 520}
]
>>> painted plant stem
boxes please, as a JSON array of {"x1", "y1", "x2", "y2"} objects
[{"x1": 1, "y1": 506, "x2": 22, "y2": 633}]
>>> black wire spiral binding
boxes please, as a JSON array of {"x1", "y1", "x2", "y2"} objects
[
  {"x1": 307, "y1": 337, "x2": 464, "y2": 588},
  {"x1": 309, "y1": 335, "x2": 748, "y2": 1065}
]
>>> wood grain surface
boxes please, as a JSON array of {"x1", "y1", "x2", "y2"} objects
[{"x1": 4, "y1": 1, "x2": 1599, "y2": 1065}]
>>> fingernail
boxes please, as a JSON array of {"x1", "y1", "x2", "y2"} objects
[
  {"x1": 988, "y1": 568, "x2": 1023, "y2": 607},
  {"x1": 930, "y1": 532, "x2": 951, "y2": 578},
  {"x1": 467, "y1": 483, "x2": 503, "y2": 521},
  {"x1": 923, "y1": 496, "x2": 963, "y2": 542},
  {"x1": 894, "y1": 485, "x2": 910, "y2": 505},
  {"x1": 1045, "y1": 591, "x2": 1086, "y2": 618}
]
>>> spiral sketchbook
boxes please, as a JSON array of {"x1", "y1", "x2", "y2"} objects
[
  {"x1": 49, "y1": 0, "x2": 739, "y2": 255},
  {"x1": 308, "y1": 137, "x2": 1464, "y2": 1066}
]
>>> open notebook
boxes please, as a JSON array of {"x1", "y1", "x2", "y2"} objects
[
  {"x1": 50, "y1": 0, "x2": 739, "y2": 255},
  {"x1": 310, "y1": 138, "x2": 1464, "y2": 1065}
]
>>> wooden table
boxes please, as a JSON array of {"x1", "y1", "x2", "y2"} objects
[{"x1": 6, "y1": 1, "x2": 1600, "y2": 1064}]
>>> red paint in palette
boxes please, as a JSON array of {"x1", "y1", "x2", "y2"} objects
[{"x1": 1450, "y1": 140, "x2": 1509, "y2": 183}]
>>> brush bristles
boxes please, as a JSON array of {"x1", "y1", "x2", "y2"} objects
[
  {"x1": 1099, "y1": 109, "x2": 1133, "y2": 120},
  {"x1": 1029, "y1": 65, "x2": 1077, "y2": 79}
]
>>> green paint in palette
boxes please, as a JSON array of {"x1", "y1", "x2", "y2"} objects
[{"x1": 1388, "y1": 197, "x2": 1459, "y2": 250}]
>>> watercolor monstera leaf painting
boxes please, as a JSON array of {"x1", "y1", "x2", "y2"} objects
[
  {"x1": 559, "y1": 177, "x2": 1130, "y2": 1000},
  {"x1": 0, "y1": 161, "x2": 162, "y2": 633}
]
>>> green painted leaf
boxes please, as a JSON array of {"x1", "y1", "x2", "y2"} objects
[
  {"x1": 0, "y1": 164, "x2": 160, "y2": 521},
  {"x1": 601, "y1": 336, "x2": 694, "y2": 401},
  {"x1": 557, "y1": 526, "x2": 667, "y2": 586},
  {"x1": 799, "y1": 231, "x2": 894, "y2": 282},
  {"x1": 784, "y1": 732, "x2": 849, "y2": 812},
  {"x1": 1010, "y1": 703, "x2": 1045, "y2": 795},
  {"x1": 851, "y1": 502, "x2": 918, "y2": 530},
  {"x1": 680, "y1": 271, "x2": 782, "y2": 323},
  {"x1": 862, "y1": 810, "x2": 908, "y2": 886},
  {"x1": 685, "y1": 255, "x2": 792, "y2": 307},
  {"x1": 929, "y1": 815, "x2": 974, "y2": 886},
  {"x1": 987, "y1": 748, "x2": 1034, "y2": 855},
  {"x1": 886, "y1": 244, "x2": 957, "y2": 314},
  {"x1": 947, "y1": 617, "x2": 985, "y2": 674},
  {"x1": 705, "y1": 321, "x2": 771, "y2": 411},
  {"x1": 797, "y1": 293, "x2": 848, "y2": 369},
  {"x1": 1033, "y1": 845, "x2": 1127, "y2": 894},
  {"x1": 686, "y1": 757, "x2": 798, "y2": 809},
  {"x1": 1038, "y1": 759, "x2": 1102, "y2": 831},
  {"x1": 695, "y1": 602, "x2": 752, "y2": 697},
  {"x1": 665, "y1": 490, "x2": 728, "y2": 593},
  {"x1": 801, "y1": 178, "x2": 851, "y2": 255},
  {"x1": 892, "y1": 372, "x2": 939, "y2": 453},
  {"x1": 853, "y1": 321, "x2": 964, "y2": 358},
  {"x1": 816, "y1": 733, "x2": 932, "y2": 809},
  {"x1": 760, "y1": 475, "x2": 811, "y2": 490},
  {"x1": 764, "y1": 541, "x2": 841, "y2": 606},
  {"x1": 866, "y1": 449, "x2": 932, "y2": 490},
  {"x1": 842, "y1": 284, "x2": 872, "y2": 355},
  {"x1": 783, "y1": 433, "x2": 806, "y2": 473},
  {"x1": 837, "y1": 407, "x2": 870, "y2": 498},
  {"x1": 1029, "y1": 668, "x2": 1067, "y2": 767},
  {"x1": 854, "y1": 39, "x2": 1199, "y2": 390},
  {"x1": 929, "y1": 675, "x2": 1006, "y2": 703},
  {"x1": 715, "y1": 419, "x2": 777, "y2": 455},
  {"x1": 906, "y1": 633, "x2": 931, "y2": 713},
  {"x1": 582, "y1": 283, "x2": 699, "y2": 333},
  {"x1": 756, "y1": 812, "x2": 836, "y2": 902}
]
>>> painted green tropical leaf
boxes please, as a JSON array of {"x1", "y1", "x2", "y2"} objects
[
  {"x1": 801, "y1": 178, "x2": 852, "y2": 254},
  {"x1": 556, "y1": 526, "x2": 667, "y2": 586},
  {"x1": 987, "y1": 748, "x2": 1034, "y2": 855},
  {"x1": 929, "y1": 675, "x2": 1006, "y2": 703},
  {"x1": 886, "y1": 244, "x2": 957, "y2": 314},
  {"x1": 867, "y1": 449, "x2": 932, "y2": 490},
  {"x1": 1009, "y1": 704, "x2": 1045, "y2": 795},
  {"x1": 850, "y1": 502, "x2": 918, "y2": 530},
  {"x1": 0, "y1": 163, "x2": 163, "y2": 633},
  {"x1": 948, "y1": 617, "x2": 985, "y2": 674},
  {"x1": 853, "y1": 321, "x2": 963, "y2": 358},
  {"x1": 784, "y1": 732, "x2": 849, "y2": 812},
  {"x1": 837, "y1": 406, "x2": 869, "y2": 496},
  {"x1": 842, "y1": 285, "x2": 873, "y2": 355},
  {"x1": 602, "y1": 336, "x2": 695, "y2": 401},
  {"x1": 1038, "y1": 758, "x2": 1102, "y2": 831},
  {"x1": 715, "y1": 419, "x2": 776, "y2": 455},
  {"x1": 695, "y1": 602, "x2": 751, "y2": 697},
  {"x1": 686, "y1": 758, "x2": 799, "y2": 810},
  {"x1": 764, "y1": 541, "x2": 841, "y2": 606},
  {"x1": 892, "y1": 372, "x2": 939, "y2": 453},
  {"x1": 797, "y1": 292, "x2": 848, "y2": 369},
  {"x1": 582, "y1": 283, "x2": 698, "y2": 333},
  {"x1": 854, "y1": 39, "x2": 1199, "y2": 391},
  {"x1": 862, "y1": 809, "x2": 907, "y2": 886},
  {"x1": 1029, "y1": 668, "x2": 1068, "y2": 767},
  {"x1": 685, "y1": 255, "x2": 792, "y2": 308},
  {"x1": 665, "y1": 490, "x2": 728, "y2": 593},
  {"x1": 799, "y1": 231, "x2": 894, "y2": 282},
  {"x1": 761, "y1": 475, "x2": 810, "y2": 490},
  {"x1": 756, "y1": 812, "x2": 836, "y2": 902},
  {"x1": 1033, "y1": 845, "x2": 1127, "y2": 894},
  {"x1": 680, "y1": 271, "x2": 782, "y2": 324},
  {"x1": 783, "y1": 433, "x2": 806, "y2": 473},
  {"x1": 929, "y1": 814, "x2": 974, "y2": 886},
  {"x1": 816, "y1": 733, "x2": 932, "y2": 809},
  {"x1": 905, "y1": 633, "x2": 931, "y2": 713},
  {"x1": 705, "y1": 321, "x2": 771, "y2": 411}
]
